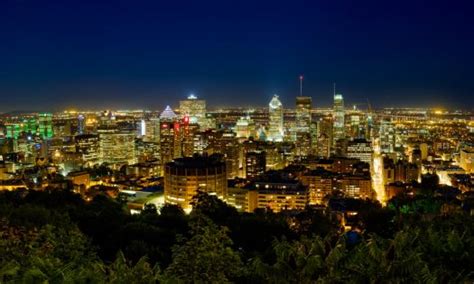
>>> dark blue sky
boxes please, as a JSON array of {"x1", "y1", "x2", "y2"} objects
[{"x1": 1, "y1": 0, "x2": 473, "y2": 112}]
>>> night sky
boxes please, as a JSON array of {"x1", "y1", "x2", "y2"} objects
[{"x1": 1, "y1": 0, "x2": 473, "y2": 112}]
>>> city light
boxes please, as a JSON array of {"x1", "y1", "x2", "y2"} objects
[{"x1": 0, "y1": 1, "x2": 472, "y2": 281}]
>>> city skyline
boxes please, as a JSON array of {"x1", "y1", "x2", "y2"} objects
[
  {"x1": 1, "y1": 1, "x2": 474, "y2": 281},
  {"x1": 1, "y1": 0, "x2": 473, "y2": 112}
]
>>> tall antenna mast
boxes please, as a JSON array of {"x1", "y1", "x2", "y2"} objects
[
  {"x1": 333, "y1": 82, "x2": 336, "y2": 97},
  {"x1": 299, "y1": 75, "x2": 303, "y2": 96}
]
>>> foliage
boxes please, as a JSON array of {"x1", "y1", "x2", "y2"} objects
[
  {"x1": 164, "y1": 214, "x2": 245, "y2": 283},
  {"x1": 0, "y1": 189, "x2": 473, "y2": 283}
]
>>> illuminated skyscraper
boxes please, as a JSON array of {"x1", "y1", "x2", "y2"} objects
[
  {"x1": 316, "y1": 117, "x2": 333, "y2": 158},
  {"x1": 159, "y1": 106, "x2": 182, "y2": 172},
  {"x1": 296, "y1": 96, "x2": 312, "y2": 133},
  {"x1": 5, "y1": 123, "x2": 21, "y2": 139},
  {"x1": 38, "y1": 113, "x2": 53, "y2": 139},
  {"x1": 333, "y1": 93, "x2": 345, "y2": 146},
  {"x1": 77, "y1": 114, "x2": 85, "y2": 135},
  {"x1": 75, "y1": 134, "x2": 99, "y2": 166},
  {"x1": 346, "y1": 138, "x2": 373, "y2": 164},
  {"x1": 295, "y1": 96, "x2": 312, "y2": 156},
  {"x1": 98, "y1": 127, "x2": 136, "y2": 166},
  {"x1": 179, "y1": 94, "x2": 207, "y2": 128},
  {"x1": 143, "y1": 117, "x2": 160, "y2": 143},
  {"x1": 267, "y1": 95, "x2": 284, "y2": 142},
  {"x1": 379, "y1": 119, "x2": 395, "y2": 153}
]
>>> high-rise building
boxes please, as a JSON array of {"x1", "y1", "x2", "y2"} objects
[
  {"x1": 77, "y1": 114, "x2": 85, "y2": 135},
  {"x1": 38, "y1": 113, "x2": 53, "y2": 139},
  {"x1": 296, "y1": 96, "x2": 312, "y2": 133},
  {"x1": 245, "y1": 150, "x2": 266, "y2": 179},
  {"x1": 309, "y1": 121, "x2": 319, "y2": 156},
  {"x1": 379, "y1": 119, "x2": 395, "y2": 153},
  {"x1": 235, "y1": 115, "x2": 256, "y2": 140},
  {"x1": 333, "y1": 93, "x2": 345, "y2": 146},
  {"x1": 159, "y1": 106, "x2": 181, "y2": 170},
  {"x1": 179, "y1": 94, "x2": 207, "y2": 128},
  {"x1": 267, "y1": 95, "x2": 284, "y2": 142},
  {"x1": 346, "y1": 138, "x2": 373, "y2": 164},
  {"x1": 210, "y1": 130, "x2": 240, "y2": 179},
  {"x1": 98, "y1": 127, "x2": 136, "y2": 166},
  {"x1": 164, "y1": 154, "x2": 227, "y2": 212},
  {"x1": 143, "y1": 117, "x2": 161, "y2": 143},
  {"x1": 75, "y1": 134, "x2": 99, "y2": 166},
  {"x1": 315, "y1": 117, "x2": 333, "y2": 158},
  {"x1": 295, "y1": 96, "x2": 312, "y2": 157},
  {"x1": 5, "y1": 123, "x2": 21, "y2": 140}
]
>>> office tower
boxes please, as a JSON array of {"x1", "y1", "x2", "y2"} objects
[
  {"x1": 179, "y1": 94, "x2": 207, "y2": 128},
  {"x1": 295, "y1": 96, "x2": 312, "y2": 157},
  {"x1": 159, "y1": 106, "x2": 182, "y2": 170},
  {"x1": 245, "y1": 150, "x2": 266, "y2": 179},
  {"x1": 379, "y1": 118, "x2": 395, "y2": 153},
  {"x1": 164, "y1": 154, "x2": 227, "y2": 212},
  {"x1": 316, "y1": 117, "x2": 332, "y2": 158},
  {"x1": 138, "y1": 119, "x2": 146, "y2": 137},
  {"x1": 196, "y1": 130, "x2": 239, "y2": 176},
  {"x1": 75, "y1": 134, "x2": 99, "y2": 166},
  {"x1": 143, "y1": 117, "x2": 161, "y2": 143},
  {"x1": 346, "y1": 138, "x2": 373, "y2": 164},
  {"x1": 5, "y1": 123, "x2": 21, "y2": 139},
  {"x1": 77, "y1": 114, "x2": 85, "y2": 135},
  {"x1": 365, "y1": 112, "x2": 374, "y2": 140},
  {"x1": 349, "y1": 114, "x2": 366, "y2": 139},
  {"x1": 235, "y1": 115, "x2": 256, "y2": 140},
  {"x1": 8, "y1": 118, "x2": 37, "y2": 138},
  {"x1": 38, "y1": 113, "x2": 54, "y2": 139},
  {"x1": 181, "y1": 116, "x2": 197, "y2": 157},
  {"x1": 267, "y1": 95, "x2": 284, "y2": 142},
  {"x1": 211, "y1": 130, "x2": 240, "y2": 179},
  {"x1": 333, "y1": 93, "x2": 345, "y2": 145},
  {"x1": 52, "y1": 118, "x2": 73, "y2": 137},
  {"x1": 296, "y1": 96, "x2": 312, "y2": 133},
  {"x1": 135, "y1": 139, "x2": 160, "y2": 163},
  {"x1": 98, "y1": 127, "x2": 136, "y2": 166}
]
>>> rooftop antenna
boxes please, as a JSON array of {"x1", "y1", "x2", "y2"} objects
[
  {"x1": 299, "y1": 75, "x2": 304, "y2": 96},
  {"x1": 333, "y1": 82, "x2": 336, "y2": 97}
]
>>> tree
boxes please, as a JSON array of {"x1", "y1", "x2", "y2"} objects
[
  {"x1": 0, "y1": 221, "x2": 97, "y2": 283},
  {"x1": 164, "y1": 214, "x2": 244, "y2": 283},
  {"x1": 252, "y1": 236, "x2": 329, "y2": 283}
]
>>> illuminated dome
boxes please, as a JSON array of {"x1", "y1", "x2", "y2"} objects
[
  {"x1": 269, "y1": 94, "x2": 282, "y2": 109},
  {"x1": 160, "y1": 105, "x2": 177, "y2": 120}
]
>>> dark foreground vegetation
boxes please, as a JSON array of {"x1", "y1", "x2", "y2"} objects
[{"x1": 0, "y1": 189, "x2": 473, "y2": 283}]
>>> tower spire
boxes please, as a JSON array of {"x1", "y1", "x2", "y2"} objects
[
  {"x1": 299, "y1": 75, "x2": 304, "y2": 96},
  {"x1": 333, "y1": 82, "x2": 336, "y2": 97}
]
